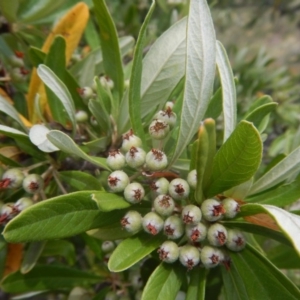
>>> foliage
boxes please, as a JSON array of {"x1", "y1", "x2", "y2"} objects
[{"x1": 0, "y1": 0, "x2": 299, "y2": 299}]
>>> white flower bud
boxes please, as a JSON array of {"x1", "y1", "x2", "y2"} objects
[
  {"x1": 107, "y1": 170, "x2": 129, "y2": 192},
  {"x1": 169, "y1": 178, "x2": 190, "y2": 200}
]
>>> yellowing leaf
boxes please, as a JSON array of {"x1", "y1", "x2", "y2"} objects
[
  {"x1": 27, "y1": 2, "x2": 89, "y2": 122},
  {"x1": 0, "y1": 146, "x2": 22, "y2": 162}
]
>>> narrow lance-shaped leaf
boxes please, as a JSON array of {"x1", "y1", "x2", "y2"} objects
[
  {"x1": 47, "y1": 130, "x2": 109, "y2": 170},
  {"x1": 169, "y1": 0, "x2": 216, "y2": 166},
  {"x1": 93, "y1": 0, "x2": 124, "y2": 101},
  {"x1": 250, "y1": 146, "x2": 300, "y2": 195},
  {"x1": 44, "y1": 36, "x2": 69, "y2": 126},
  {"x1": 205, "y1": 121, "x2": 262, "y2": 197},
  {"x1": 21, "y1": 241, "x2": 46, "y2": 274},
  {"x1": 37, "y1": 65, "x2": 76, "y2": 135},
  {"x1": 129, "y1": 1, "x2": 156, "y2": 143},
  {"x1": 108, "y1": 232, "x2": 164, "y2": 272},
  {"x1": 0, "y1": 95, "x2": 28, "y2": 132},
  {"x1": 118, "y1": 18, "x2": 187, "y2": 132},
  {"x1": 142, "y1": 263, "x2": 185, "y2": 300},
  {"x1": 216, "y1": 41, "x2": 236, "y2": 142}
]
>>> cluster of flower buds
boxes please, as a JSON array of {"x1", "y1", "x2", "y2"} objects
[
  {"x1": 105, "y1": 124, "x2": 245, "y2": 271},
  {"x1": 0, "y1": 168, "x2": 44, "y2": 194},
  {"x1": 0, "y1": 197, "x2": 33, "y2": 225}
]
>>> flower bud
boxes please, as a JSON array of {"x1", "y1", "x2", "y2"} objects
[
  {"x1": 200, "y1": 245, "x2": 224, "y2": 268},
  {"x1": 9, "y1": 52, "x2": 24, "y2": 67},
  {"x1": 121, "y1": 130, "x2": 142, "y2": 152},
  {"x1": 0, "y1": 203, "x2": 16, "y2": 220},
  {"x1": 142, "y1": 212, "x2": 164, "y2": 235},
  {"x1": 223, "y1": 198, "x2": 240, "y2": 219},
  {"x1": 23, "y1": 174, "x2": 44, "y2": 194},
  {"x1": 145, "y1": 149, "x2": 168, "y2": 171},
  {"x1": 10, "y1": 67, "x2": 29, "y2": 82},
  {"x1": 207, "y1": 223, "x2": 228, "y2": 247},
  {"x1": 100, "y1": 76, "x2": 114, "y2": 90},
  {"x1": 165, "y1": 101, "x2": 174, "y2": 110},
  {"x1": 153, "y1": 195, "x2": 175, "y2": 217},
  {"x1": 121, "y1": 211, "x2": 142, "y2": 233},
  {"x1": 181, "y1": 205, "x2": 202, "y2": 225},
  {"x1": 1, "y1": 168, "x2": 24, "y2": 189},
  {"x1": 226, "y1": 229, "x2": 246, "y2": 252},
  {"x1": 185, "y1": 222, "x2": 207, "y2": 242},
  {"x1": 77, "y1": 87, "x2": 93, "y2": 101},
  {"x1": 14, "y1": 197, "x2": 33, "y2": 212},
  {"x1": 187, "y1": 169, "x2": 197, "y2": 189},
  {"x1": 179, "y1": 245, "x2": 200, "y2": 270},
  {"x1": 75, "y1": 110, "x2": 89, "y2": 122},
  {"x1": 158, "y1": 241, "x2": 179, "y2": 263},
  {"x1": 155, "y1": 107, "x2": 177, "y2": 128},
  {"x1": 201, "y1": 199, "x2": 225, "y2": 222},
  {"x1": 150, "y1": 177, "x2": 169, "y2": 196},
  {"x1": 169, "y1": 178, "x2": 190, "y2": 200},
  {"x1": 164, "y1": 215, "x2": 184, "y2": 239},
  {"x1": 101, "y1": 241, "x2": 115, "y2": 253},
  {"x1": 107, "y1": 150, "x2": 126, "y2": 170},
  {"x1": 149, "y1": 119, "x2": 170, "y2": 140},
  {"x1": 124, "y1": 182, "x2": 145, "y2": 204},
  {"x1": 125, "y1": 147, "x2": 146, "y2": 168},
  {"x1": 107, "y1": 170, "x2": 129, "y2": 192}
]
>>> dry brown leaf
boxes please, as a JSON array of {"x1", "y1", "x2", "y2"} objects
[
  {"x1": 244, "y1": 213, "x2": 280, "y2": 231},
  {"x1": 3, "y1": 243, "x2": 23, "y2": 277}
]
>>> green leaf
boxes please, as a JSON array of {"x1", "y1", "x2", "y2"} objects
[
  {"x1": 222, "y1": 244, "x2": 300, "y2": 300},
  {"x1": 88, "y1": 99, "x2": 111, "y2": 134},
  {"x1": 204, "y1": 87, "x2": 222, "y2": 119},
  {"x1": 216, "y1": 41, "x2": 236, "y2": 142},
  {"x1": 108, "y1": 232, "x2": 165, "y2": 272},
  {"x1": 93, "y1": 0, "x2": 124, "y2": 100},
  {"x1": 41, "y1": 240, "x2": 76, "y2": 265},
  {"x1": 246, "y1": 176, "x2": 300, "y2": 206},
  {"x1": 118, "y1": 18, "x2": 187, "y2": 132},
  {"x1": 70, "y1": 36, "x2": 134, "y2": 88},
  {"x1": 205, "y1": 121, "x2": 262, "y2": 197},
  {"x1": 47, "y1": 130, "x2": 109, "y2": 170},
  {"x1": 92, "y1": 192, "x2": 130, "y2": 211},
  {"x1": 186, "y1": 269, "x2": 207, "y2": 300},
  {"x1": 59, "y1": 171, "x2": 102, "y2": 191},
  {"x1": 241, "y1": 204, "x2": 300, "y2": 256},
  {"x1": 87, "y1": 223, "x2": 132, "y2": 241},
  {"x1": 0, "y1": 0, "x2": 18, "y2": 22},
  {"x1": 37, "y1": 65, "x2": 76, "y2": 134},
  {"x1": 3, "y1": 191, "x2": 125, "y2": 242},
  {"x1": 128, "y1": 1, "x2": 155, "y2": 143},
  {"x1": 44, "y1": 36, "x2": 69, "y2": 125},
  {"x1": 28, "y1": 47, "x2": 46, "y2": 67},
  {"x1": 170, "y1": 0, "x2": 216, "y2": 166},
  {"x1": 267, "y1": 244, "x2": 300, "y2": 269},
  {"x1": 21, "y1": 241, "x2": 46, "y2": 274},
  {"x1": 1, "y1": 264, "x2": 100, "y2": 293},
  {"x1": 0, "y1": 95, "x2": 27, "y2": 132},
  {"x1": 250, "y1": 146, "x2": 300, "y2": 195},
  {"x1": 245, "y1": 102, "x2": 277, "y2": 130},
  {"x1": 142, "y1": 263, "x2": 185, "y2": 300}
]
